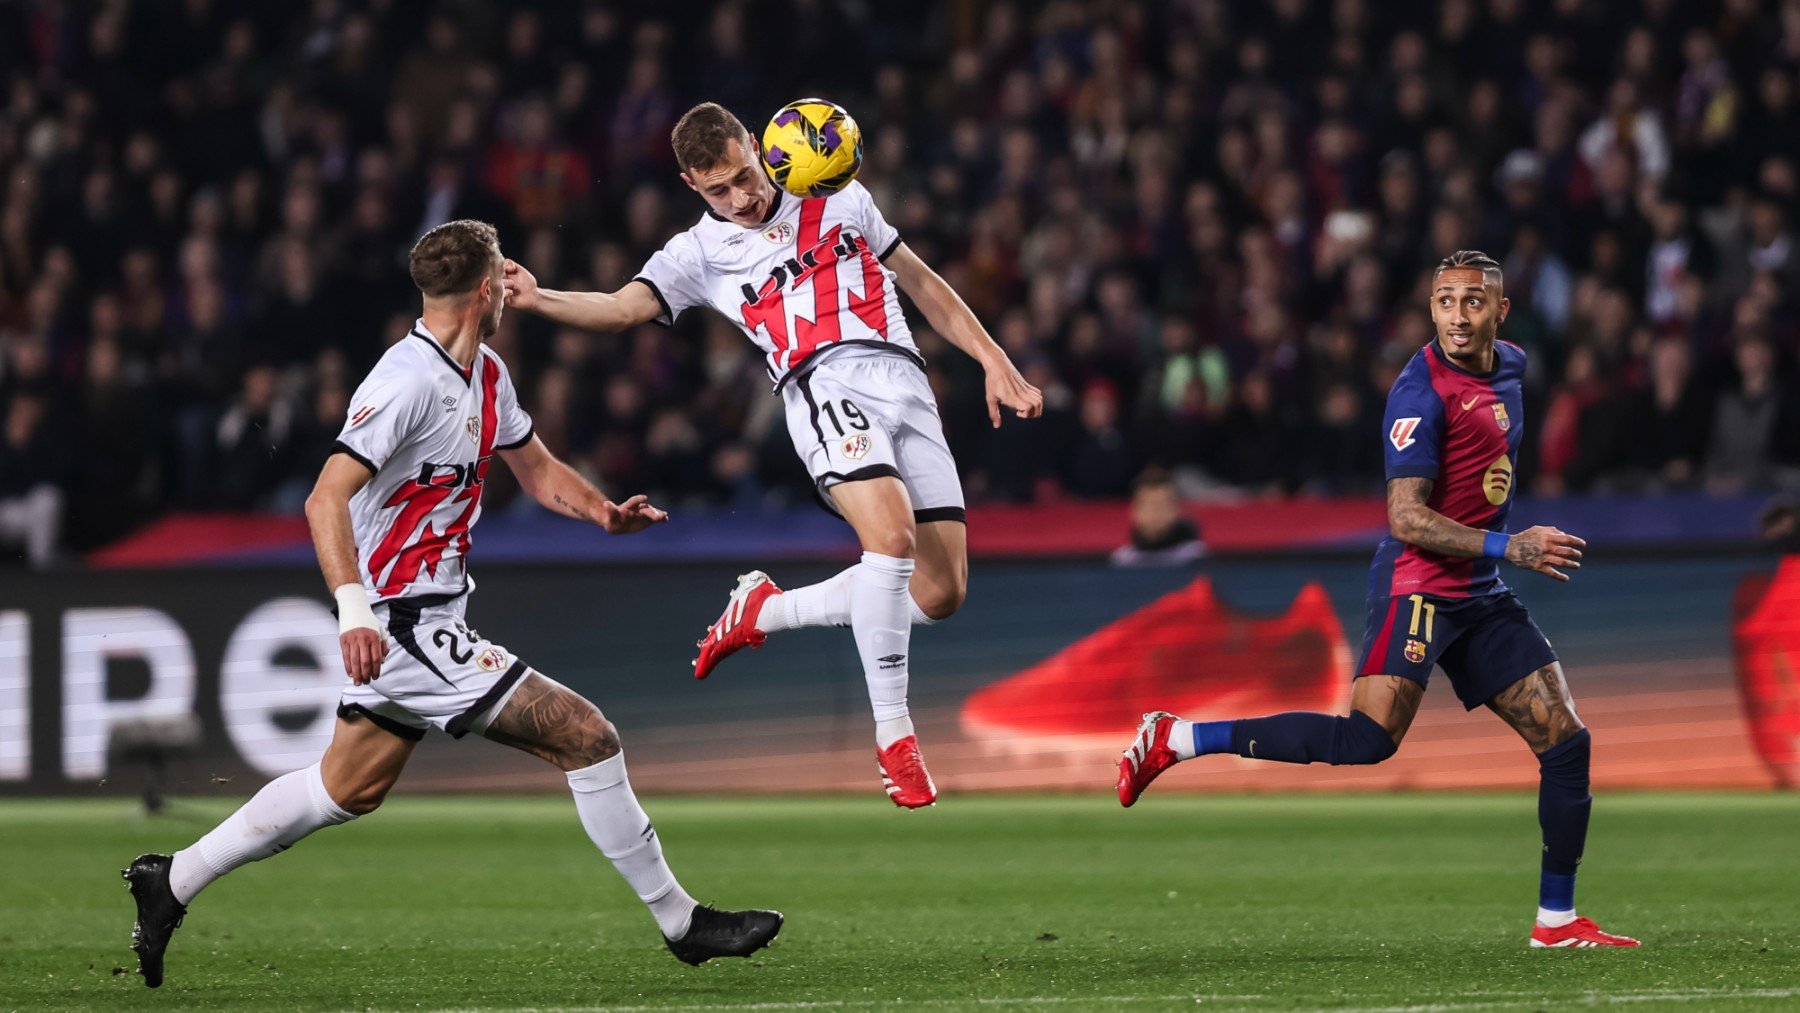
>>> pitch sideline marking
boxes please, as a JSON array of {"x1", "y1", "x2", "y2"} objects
[{"x1": 463, "y1": 986, "x2": 1800, "y2": 1013}]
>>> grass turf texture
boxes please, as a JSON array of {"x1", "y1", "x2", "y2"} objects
[{"x1": 2, "y1": 793, "x2": 1795, "y2": 1012}]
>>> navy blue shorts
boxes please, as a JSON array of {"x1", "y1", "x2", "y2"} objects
[{"x1": 1354, "y1": 591, "x2": 1557, "y2": 710}]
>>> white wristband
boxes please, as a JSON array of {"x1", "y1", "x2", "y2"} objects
[{"x1": 334, "y1": 584, "x2": 381, "y2": 636}]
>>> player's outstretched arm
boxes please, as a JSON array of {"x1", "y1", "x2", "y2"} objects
[
  {"x1": 502, "y1": 260, "x2": 663, "y2": 333},
  {"x1": 886, "y1": 243, "x2": 1044, "y2": 428},
  {"x1": 498, "y1": 435, "x2": 668, "y2": 535},
  {"x1": 304, "y1": 454, "x2": 388, "y2": 685},
  {"x1": 1387, "y1": 477, "x2": 1585, "y2": 581}
]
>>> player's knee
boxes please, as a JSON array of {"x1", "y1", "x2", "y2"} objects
[
  {"x1": 865, "y1": 526, "x2": 916, "y2": 560},
  {"x1": 334, "y1": 779, "x2": 393, "y2": 816},
  {"x1": 565, "y1": 714, "x2": 622, "y2": 769},
  {"x1": 916, "y1": 582, "x2": 965, "y2": 620},
  {"x1": 1538, "y1": 726, "x2": 1591, "y2": 779},
  {"x1": 1336, "y1": 710, "x2": 1401, "y2": 765}
]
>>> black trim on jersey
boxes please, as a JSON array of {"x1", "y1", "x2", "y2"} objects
[
  {"x1": 878, "y1": 236, "x2": 903, "y2": 260},
  {"x1": 811, "y1": 464, "x2": 904, "y2": 517},
  {"x1": 445, "y1": 660, "x2": 530, "y2": 739},
  {"x1": 380, "y1": 584, "x2": 469, "y2": 611},
  {"x1": 383, "y1": 598, "x2": 456, "y2": 687},
  {"x1": 495, "y1": 426, "x2": 535, "y2": 451},
  {"x1": 773, "y1": 341, "x2": 928, "y2": 394},
  {"x1": 631, "y1": 276, "x2": 675, "y2": 327},
  {"x1": 410, "y1": 327, "x2": 473, "y2": 385},
  {"x1": 331, "y1": 441, "x2": 378, "y2": 475},
  {"x1": 914, "y1": 506, "x2": 967, "y2": 525},
  {"x1": 336, "y1": 702, "x2": 427, "y2": 741}
]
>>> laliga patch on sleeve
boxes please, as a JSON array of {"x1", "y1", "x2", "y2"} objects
[
  {"x1": 1389, "y1": 417, "x2": 1421, "y2": 451},
  {"x1": 348, "y1": 403, "x2": 381, "y2": 429}
]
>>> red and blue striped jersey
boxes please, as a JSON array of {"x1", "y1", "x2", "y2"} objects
[{"x1": 1369, "y1": 338, "x2": 1526, "y2": 599}]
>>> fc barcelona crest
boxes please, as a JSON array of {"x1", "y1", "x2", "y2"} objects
[
  {"x1": 1491, "y1": 403, "x2": 1510, "y2": 431},
  {"x1": 1403, "y1": 638, "x2": 1427, "y2": 664}
]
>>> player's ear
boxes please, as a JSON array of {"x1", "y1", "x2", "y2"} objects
[
  {"x1": 679, "y1": 171, "x2": 697, "y2": 193},
  {"x1": 1497, "y1": 295, "x2": 1510, "y2": 323}
]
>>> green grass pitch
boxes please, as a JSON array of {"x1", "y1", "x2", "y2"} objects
[{"x1": 4, "y1": 792, "x2": 1796, "y2": 1011}]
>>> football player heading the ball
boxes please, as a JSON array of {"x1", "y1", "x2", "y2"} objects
[{"x1": 503, "y1": 100, "x2": 1043, "y2": 809}]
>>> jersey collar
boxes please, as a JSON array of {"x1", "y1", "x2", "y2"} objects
[
  {"x1": 410, "y1": 320, "x2": 473, "y2": 385},
  {"x1": 1428, "y1": 336, "x2": 1499, "y2": 378}
]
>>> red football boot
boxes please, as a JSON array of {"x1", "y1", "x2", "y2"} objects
[
  {"x1": 1530, "y1": 916, "x2": 1641, "y2": 948},
  {"x1": 1118, "y1": 710, "x2": 1181, "y2": 808},
  {"x1": 877, "y1": 735, "x2": 937, "y2": 808},
  {"x1": 693, "y1": 571, "x2": 782, "y2": 680}
]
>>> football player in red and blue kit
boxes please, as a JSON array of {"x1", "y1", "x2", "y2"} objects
[{"x1": 1117, "y1": 252, "x2": 1638, "y2": 948}]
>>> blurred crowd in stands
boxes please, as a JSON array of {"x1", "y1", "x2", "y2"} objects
[{"x1": 3, "y1": 0, "x2": 1800, "y2": 565}]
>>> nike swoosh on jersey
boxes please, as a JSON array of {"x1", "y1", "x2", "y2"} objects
[{"x1": 1460, "y1": 396, "x2": 1479, "y2": 410}]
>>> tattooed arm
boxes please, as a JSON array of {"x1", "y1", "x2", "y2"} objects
[
  {"x1": 1387, "y1": 477, "x2": 1586, "y2": 581},
  {"x1": 498, "y1": 435, "x2": 668, "y2": 535}
]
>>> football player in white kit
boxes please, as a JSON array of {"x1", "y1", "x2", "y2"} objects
[
  {"x1": 122, "y1": 221, "x2": 781, "y2": 988},
  {"x1": 503, "y1": 103, "x2": 1043, "y2": 809}
]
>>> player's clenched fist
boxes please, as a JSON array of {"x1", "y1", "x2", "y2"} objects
[
  {"x1": 1506, "y1": 525, "x2": 1585, "y2": 582},
  {"x1": 502, "y1": 259, "x2": 539, "y2": 311}
]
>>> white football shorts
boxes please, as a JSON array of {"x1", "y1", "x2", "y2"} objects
[
  {"x1": 780, "y1": 349, "x2": 966, "y2": 523},
  {"x1": 337, "y1": 591, "x2": 534, "y2": 741}
]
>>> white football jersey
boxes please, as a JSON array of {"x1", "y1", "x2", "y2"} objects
[
  {"x1": 333, "y1": 320, "x2": 534, "y2": 603},
  {"x1": 634, "y1": 181, "x2": 920, "y2": 386}
]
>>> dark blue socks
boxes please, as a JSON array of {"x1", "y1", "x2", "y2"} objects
[
  {"x1": 1188, "y1": 711, "x2": 1397, "y2": 765},
  {"x1": 1536, "y1": 729, "x2": 1592, "y2": 911}
]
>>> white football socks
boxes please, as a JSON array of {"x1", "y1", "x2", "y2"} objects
[
  {"x1": 747, "y1": 555, "x2": 930, "y2": 749},
  {"x1": 755, "y1": 569, "x2": 944, "y2": 633},
  {"x1": 1169, "y1": 720, "x2": 1198, "y2": 760},
  {"x1": 757, "y1": 567, "x2": 855, "y2": 632},
  {"x1": 1537, "y1": 906, "x2": 1578, "y2": 928},
  {"x1": 875, "y1": 714, "x2": 916, "y2": 749},
  {"x1": 167, "y1": 762, "x2": 356, "y2": 905},
  {"x1": 909, "y1": 598, "x2": 939, "y2": 626},
  {"x1": 851, "y1": 551, "x2": 916, "y2": 748},
  {"x1": 565, "y1": 752, "x2": 698, "y2": 940}
]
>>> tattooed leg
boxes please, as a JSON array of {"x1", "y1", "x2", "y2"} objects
[
  {"x1": 1489, "y1": 663, "x2": 1596, "y2": 924},
  {"x1": 1485, "y1": 663, "x2": 1585, "y2": 754},
  {"x1": 483, "y1": 671, "x2": 698, "y2": 936},
  {"x1": 482, "y1": 672, "x2": 621, "y2": 770}
]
